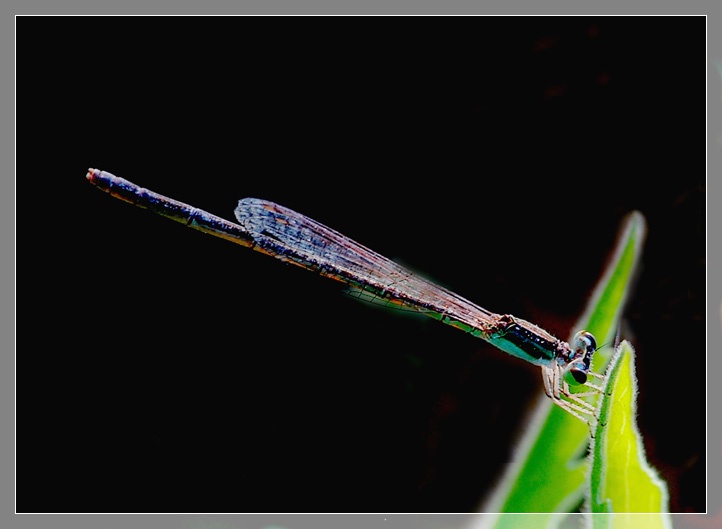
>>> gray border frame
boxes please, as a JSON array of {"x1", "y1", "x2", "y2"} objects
[
  {"x1": 705, "y1": 10, "x2": 720, "y2": 527},
  {"x1": 9, "y1": 10, "x2": 715, "y2": 529}
]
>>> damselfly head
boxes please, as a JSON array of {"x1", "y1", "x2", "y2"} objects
[{"x1": 565, "y1": 330, "x2": 597, "y2": 385}]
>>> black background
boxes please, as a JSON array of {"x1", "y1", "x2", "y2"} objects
[{"x1": 19, "y1": 17, "x2": 706, "y2": 513}]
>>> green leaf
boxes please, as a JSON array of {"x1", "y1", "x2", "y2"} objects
[
  {"x1": 481, "y1": 212, "x2": 646, "y2": 523},
  {"x1": 589, "y1": 342, "x2": 672, "y2": 529}
]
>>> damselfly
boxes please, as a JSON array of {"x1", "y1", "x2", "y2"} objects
[{"x1": 86, "y1": 168, "x2": 604, "y2": 424}]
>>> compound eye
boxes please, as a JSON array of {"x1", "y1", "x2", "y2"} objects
[
  {"x1": 570, "y1": 367, "x2": 588, "y2": 385},
  {"x1": 573, "y1": 330, "x2": 597, "y2": 354}
]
